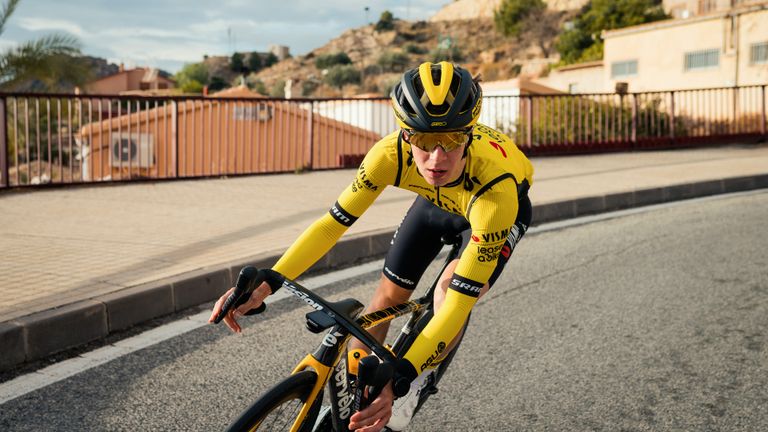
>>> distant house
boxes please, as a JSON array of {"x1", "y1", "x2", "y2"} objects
[
  {"x1": 76, "y1": 85, "x2": 381, "y2": 181},
  {"x1": 84, "y1": 65, "x2": 176, "y2": 95},
  {"x1": 479, "y1": 78, "x2": 563, "y2": 134},
  {"x1": 535, "y1": 61, "x2": 605, "y2": 94}
]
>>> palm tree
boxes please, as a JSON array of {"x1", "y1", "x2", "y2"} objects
[{"x1": 0, "y1": 0, "x2": 85, "y2": 92}]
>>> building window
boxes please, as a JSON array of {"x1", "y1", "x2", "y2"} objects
[
  {"x1": 684, "y1": 49, "x2": 719, "y2": 71},
  {"x1": 751, "y1": 42, "x2": 768, "y2": 65},
  {"x1": 568, "y1": 83, "x2": 579, "y2": 94},
  {"x1": 611, "y1": 60, "x2": 638, "y2": 78}
]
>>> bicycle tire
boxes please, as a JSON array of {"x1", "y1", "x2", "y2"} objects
[{"x1": 225, "y1": 370, "x2": 324, "y2": 432}]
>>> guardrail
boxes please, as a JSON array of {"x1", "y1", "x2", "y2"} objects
[{"x1": 1, "y1": 85, "x2": 765, "y2": 188}]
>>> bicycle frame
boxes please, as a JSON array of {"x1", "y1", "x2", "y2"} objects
[
  {"x1": 279, "y1": 277, "x2": 430, "y2": 431},
  {"x1": 216, "y1": 237, "x2": 463, "y2": 431},
  {"x1": 277, "y1": 240, "x2": 462, "y2": 431}
]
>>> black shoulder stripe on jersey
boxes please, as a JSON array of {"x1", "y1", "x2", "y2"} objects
[
  {"x1": 329, "y1": 201, "x2": 358, "y2": 227},
  {"x1": 466, "y1": 173, "x2": 517, "y2": 219},
  {"x1": 394, "y1": 132, "x2": 404, "y2": 187}
]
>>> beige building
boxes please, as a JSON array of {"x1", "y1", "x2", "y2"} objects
[
  {"x1": 603, "y1": 3, "x2": 768, "y2": 92},
  {"x1": 536, "y1": 2, "x2": 768, "y2": 93},
  {"x1": 664, "y1": 0, "x2": 765, "y2": 18},
  {"x1": 85, "y1": 66, "x2": 176, "y2": 95},
  {"x1": 536, "y1": 61, "x2": 605, "y2": 94}
]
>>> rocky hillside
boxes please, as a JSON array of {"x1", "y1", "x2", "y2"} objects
[
  {"x1": 252, "y1": 12, "x2": 571, "y2": 98},
  {"x1": 430, "y1": 0, "x2": 587, "y2": 21}
]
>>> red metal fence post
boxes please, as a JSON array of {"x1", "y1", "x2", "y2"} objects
[
  {"x1": 307, "y1": 100, "x2": 314, "y2": 170},
  {"x1": 172, "y1": 100, "x2": 179, "y2": 178},
  {"x1": 631, "y1": 93, "x2": 638, "y2": 148},
  {"x1": 0, "y1": 97, "x2": 7, "y2": 188},
  {"x1": 762, "y1": 85, "x2": 767, "y2": 139},
  {"x1": 526, "y1": 96, "x2": 533, "y2": 148},
  {"x1": 669, "y1": 91, "x2": 676, "y2": 142}
]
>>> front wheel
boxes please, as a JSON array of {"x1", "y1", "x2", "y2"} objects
[{"x1": 225, "y1": 370, "x2": 324, "y2": 432}]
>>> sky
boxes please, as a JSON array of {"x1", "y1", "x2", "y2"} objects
[{"x1": 1, "y1": 0, "x2": 451, "y2": 74}]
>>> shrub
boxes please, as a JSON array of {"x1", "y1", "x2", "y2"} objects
[
  {"x1": 248, "y1": 53, "x2": 262, "y2": 72},
  {"x1": 376, "y1": 10, "x2": 395, "y2": 32},
  {"x1": 404, "y1": 43, "x2": 428, "y2": 55},
  {"x1": 324, "y1": 65, "x2": 361, "y2": 89},
  {"x1": 377, "y1": 51, "x2": 410, "y2": 72},
  {"x1": 315, "y1": 52, "x2": 352, "y2": 70}
]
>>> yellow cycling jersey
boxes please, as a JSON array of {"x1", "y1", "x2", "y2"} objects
[{"x1": 273, "y1": 123, "x2": 534, "y2": 375}]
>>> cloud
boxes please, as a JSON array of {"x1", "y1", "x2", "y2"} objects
[
  {"x1": 16, "y1": 17, "x2": 86, "y2": 37},
  {"x1": 3, "y1": 0, "x2": 450, "y2": 73},
  {"x1": 100, "y1": 27, "x2": 193, "y2": 40}
]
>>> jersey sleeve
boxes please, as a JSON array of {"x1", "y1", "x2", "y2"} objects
[
  {"x1": 403, "y1": 179, "x2": 519, "y2": 376},
  {"x1": 272, "y1": 137, "x2": 398, "y2": 280}
]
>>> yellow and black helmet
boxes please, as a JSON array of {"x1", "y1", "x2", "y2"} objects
[{"x1": 390, "y1": 61, "x2": 482, "y2": 132}]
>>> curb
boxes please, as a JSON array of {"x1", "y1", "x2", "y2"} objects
[{"x1": 1, "y1": 173, "x2": 767, "y2": 372}]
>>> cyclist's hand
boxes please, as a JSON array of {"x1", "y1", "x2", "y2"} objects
[
  {"x1": 207, "y1": 281, "x2": 271, "y2": 333},
  {"x1": 348, "y1": 382, "x2": 394, "y2": 432}
]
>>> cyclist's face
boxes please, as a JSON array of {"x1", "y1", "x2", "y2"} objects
[{"x1": 410, "y1": 143, "x2": 466, "y2": 186}]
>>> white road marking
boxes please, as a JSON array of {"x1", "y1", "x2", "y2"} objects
[{"x1": 0, "y1": 188, "x2": 763, "y2": 405}]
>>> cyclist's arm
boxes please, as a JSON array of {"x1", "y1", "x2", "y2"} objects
[
  {"x1": 272, "y1": 138, "x2": 398, "y2": 280},
  {"x1": 272, "y1": 186, "x2": 382, "y2": 279},
  {"x1": 401, "y1": 185, "x2": 519, "y2": 380}
]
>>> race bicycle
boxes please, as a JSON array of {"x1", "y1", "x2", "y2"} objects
[{"x1": 213, "y1": 235, "x2": 468, "y2": 431}]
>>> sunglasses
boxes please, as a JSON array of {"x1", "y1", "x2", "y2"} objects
[{"x1": 401, "y1": 128, "x2": 473, "y2": 153}]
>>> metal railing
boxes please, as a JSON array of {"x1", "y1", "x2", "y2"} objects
[{"x1": 1, "y1": 85, "x2": 766, "y2": 188}]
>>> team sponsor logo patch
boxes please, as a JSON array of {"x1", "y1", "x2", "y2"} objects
[{"x1": 449, "y1": 275, "x2": 483, "y2": 297}]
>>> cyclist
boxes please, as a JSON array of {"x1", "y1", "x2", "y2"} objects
[{"x1": 210, "y1": 61, "x2": 533, "y2": 431}]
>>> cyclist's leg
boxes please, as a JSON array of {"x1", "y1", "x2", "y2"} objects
[
  {"x1": 350, "y1": 196, "x2": 467, "y2": 349},
  {"x1": 432, "y1": 194, "x2": 533, "y2": 358}
]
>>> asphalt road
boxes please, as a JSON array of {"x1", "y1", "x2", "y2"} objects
[{"x1": 1, "y1": 190, "x2": 767, "y2": 431}]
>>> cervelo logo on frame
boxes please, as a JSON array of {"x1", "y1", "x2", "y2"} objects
[{"x1": 334, "y1": 358, "x2": 354, "y2": 420}]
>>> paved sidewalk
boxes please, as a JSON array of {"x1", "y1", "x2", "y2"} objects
[{"x1": 1, "y1": 143, "x2": 768, "y2": 371}]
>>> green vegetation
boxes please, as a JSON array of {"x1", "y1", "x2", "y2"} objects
[
  {"x1": 0, "y1": 0, "x2": 85, "y2": 91},
  {"x1": 270, "y1": 80, "x2": 285, "y2": 97},
  {"x1": 301, "y1": 79, "x2": 320, "y2": 96},
  {"x1": 264, "y1": 52, "x2": 279, "y2": 68},
  {"x1": 404, "y1": 43, "x2": 428, "y2": 55},
  {"x1": 556, "y1": 0, "x2": 668, "y2": 64},
  {"x1": 248, "y1": 53, "x2": 262, "y2": 72},
  {"x1": 315, "y1": 52, "x2": 352, "y2": 70},
  {"x1": 494, "y1": 0, "x2": 546, "y2": 38},
  {"x1": 174, "y1": 62, "x2": 209, "y2": 93},
  {"x1": 375, "y1": 10, "x2": 395, "y2": 32},
  {"x1": 324, "y1": 65, "x2": 361, "y2": 89},
  {"x1": 429, "y1": 45, "x2": 464, "y2": 63},
  {"x1": 208, "y1": 76, "x2": 227, "y2": 92},
  {"x1": 230, "y1": 52, "x2": 244, "y2": 73},
  {"x1": 377, "y1": 51, "x2": 410, "y2": 72}
]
